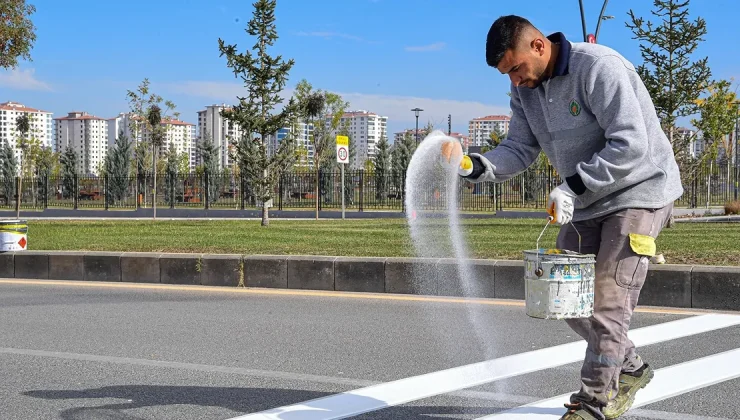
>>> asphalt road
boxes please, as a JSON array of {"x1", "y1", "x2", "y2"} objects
[{"x1": 1, "y1": 279, "x2": 739, "y2": 420}]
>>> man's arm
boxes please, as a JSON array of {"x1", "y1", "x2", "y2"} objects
[
  {"x1": 566, "y1": 54, "x2": 650, "y2": 195},
  {"x1": 466, "y1": 87, "x2": 541, "y2": 183}
]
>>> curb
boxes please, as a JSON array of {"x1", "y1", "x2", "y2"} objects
[{"x1": 1, "y1": 251, "x2": 738, "y2": 311}]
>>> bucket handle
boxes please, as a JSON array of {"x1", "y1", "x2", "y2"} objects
[{"x1": 534, "y1": 216, "x2": 582, "y2": 277}]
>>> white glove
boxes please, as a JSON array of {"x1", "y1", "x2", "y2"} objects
[
  {"x1": 440, "y1": 141, "x2": 496, "y2": 182},
  {"x1": 547, "y1": 182, "x2": 576, "y2": 225}
]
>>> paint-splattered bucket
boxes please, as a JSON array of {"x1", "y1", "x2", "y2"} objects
[
  {"x1": 522, "y1": 218, "x2": 595, "y2": 320},
  {"x1": 0, "y1": 220, "x2": 28, "y2": 252}
]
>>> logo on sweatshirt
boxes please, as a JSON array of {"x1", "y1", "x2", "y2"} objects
[{"x1": 569, "y1": 99, "x2": 581, "y2": 116}]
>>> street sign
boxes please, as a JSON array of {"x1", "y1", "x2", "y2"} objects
[{"x1": 336, "y1": 135, "x2": 349, "y2": 164}]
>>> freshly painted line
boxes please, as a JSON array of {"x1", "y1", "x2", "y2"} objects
[
  {"x1": 477, "y1": 347, "x2": 740, "y2": 419},
  {"x1": 225, "y1": 314, "x2": 740, "y2": 420},
  {"x1": 0, "y1": 279, "x2": 720, "y2": 316}
]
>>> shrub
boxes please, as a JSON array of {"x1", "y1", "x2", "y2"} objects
[{"x1": 724, "y1": 200, "x2": 740, "y2": 215}]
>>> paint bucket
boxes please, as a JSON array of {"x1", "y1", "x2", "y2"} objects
[
  {"x1": 522, "y1": 218, "x2": 595, "y2": 320},
  {"x1": 0, "y1": 220, "x2": 28, "y2": 252}
]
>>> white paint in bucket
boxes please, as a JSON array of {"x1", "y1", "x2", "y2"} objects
[
  {"x1": 0, "y1": 220, "x2": 28, "y2": 252},
  {"x1": 523, "y1": 249, "x2": 595, "y2": 320}
]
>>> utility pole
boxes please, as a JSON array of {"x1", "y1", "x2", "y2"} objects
[{"x1": 448, "y1": 114, "x2": 451, "y2": 135}]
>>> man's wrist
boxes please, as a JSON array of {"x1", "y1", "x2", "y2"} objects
[{"x1": 565, "y1": 173, "x2": 587, "y2": 195}]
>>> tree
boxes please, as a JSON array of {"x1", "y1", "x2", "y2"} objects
[
  {"x1": 0, "y1": 0, "x2": 36, "y2": 69},
  {"x1": 294, "y1": 79, "x2": 349, "y2": 218},
  {"x1": 106, "y1": 129, "x2": 133, "y2": 204},
  {"x1": 164, "y1": 144, "x2": 180, "y2": 207},
  {"x1": 482, "y1": 129, "x2": 506, "y2": 153},
  {"x1": 374, "y1": 134, "x2": 391, "y2": 202},
  {"x1": 218, "y1": 0, "x2": 298, "y2": 226},
  {"x1": 197, "y1": 135, "x2": 221, "y2": 205},
  {"x1": 60, "y1": 147, "x2": 78, "y2": 200},
  {"x1": 127, "y1": 79, "x2": 176, "y2": 217},
  {"x1": 0, "y1": 143, "x2": 18, "y2": 206},
  {"x1": 626, "y1": 0, "x2": 711, "y2": 166},
  {"x1": 692, "y1": 80, "x2": 739, "y2": 197},
  {"x1": 391, "y1": 132, "x2": 416, "y2": 198},
  {"x1": 35, "y1": 146, "x2": 58, "y2": 178}
]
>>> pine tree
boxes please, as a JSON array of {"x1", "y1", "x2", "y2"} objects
[
  {"x1": 626, "y1": 0, "x2": 711, "y2": 166},
  {"x1": 60, "y1": 147, "x2": 78, "y2": 200},
  {"x1": 197, "y1": 135, "x2": 221, "y2": 205},
  {"x1": 374, "y1": 134, "x2": 390, "y2": 202},
  {"x1": 106, "y1": 129, "x2": 132, "y2": 204},
  {"x1": 0, "y1": 143, "x2": 18, "y2": 204},
  {"x1": 218, "y1": 0, "x2": 298, "y2": 226},
  {"x1": 164, "y1": 144, "x2": 180, "y2": 207}
]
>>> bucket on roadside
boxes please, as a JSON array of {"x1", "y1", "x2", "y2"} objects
[
  {"x1": 0, "y1": 220, "x2": 28, "y2": 252},
  {"x1": 523, "y1": 217, "x2": 595, "y2": 320}
]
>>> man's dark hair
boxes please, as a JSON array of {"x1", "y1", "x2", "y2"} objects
[{"x1": 486, "y1": 15, "x2": 535, "y2": 68}]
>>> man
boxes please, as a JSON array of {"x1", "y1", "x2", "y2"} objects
[{"x1": 440, "y1": 15, "x2": 683, "y2": 420}]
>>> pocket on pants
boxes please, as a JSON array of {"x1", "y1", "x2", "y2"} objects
[{"x1": 614, "y1": 234, "x2": 655, "y2": 289}]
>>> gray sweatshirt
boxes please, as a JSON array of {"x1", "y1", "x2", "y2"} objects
[{"x1": 477, "y1": 33, "x2": 683, "y2": 222}]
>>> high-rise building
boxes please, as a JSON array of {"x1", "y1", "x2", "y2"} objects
[
  {"x1": 197, "y1": 104, "x2": 245, "y2": 170},
  {"x1": 107, "y1": 113, "x2": 139, "y2": 147},
  {"x1": 54, "y1": 111, "x2": 109, "y2": 174},
  {"x1": 0, "y1": 101, "x2": 53, "y2": 171},
  {"x1": 108, "y1": 113, "x2": 196, "y2": 171},
  {"x1": 267, "y1": 122, "x2": 314, "y2": 167},
  {"x1": 330, "y1": 110, "x2": 388, "y2": 169},
  {"x1": 468, "y1": 115, "x2": 511, "y2": 147}
]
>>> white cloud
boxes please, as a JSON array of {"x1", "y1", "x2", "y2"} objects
[
  {"x1": 0, "y1": 68, "x2": 52, "y2": 91},
  {"x1": 161, "y1": 80, "x2": 510, "y2": 130},
  {"x1": 404, "y1": 42, "x2": 446, "y2": 52}
]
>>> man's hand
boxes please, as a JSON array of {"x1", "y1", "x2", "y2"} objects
[
  {"x1": 547, "y1": 182, "x2": 576, "y2": 225},
  {"x1": 439, "y1": 140, "x2": 496, "y2": 182}
]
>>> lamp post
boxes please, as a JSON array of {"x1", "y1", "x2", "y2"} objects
[
  {"x1": 411, "y1": 108, "x2": 423, "y2": 145},
  {"x1": 579, "y1": 0, "x2": 612, "y2": 43}
]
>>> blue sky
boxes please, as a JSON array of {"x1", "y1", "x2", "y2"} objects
[{"x1": 2, "y1": 0, "x2": 737, "y2": 139}]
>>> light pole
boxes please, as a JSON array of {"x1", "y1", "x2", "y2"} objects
[
  {"x1": 411, "y1": 108, "x2": 423, "y2": 145},
  {"x1": 579, "y1": 0, "x2": 612, "y2": 43}
]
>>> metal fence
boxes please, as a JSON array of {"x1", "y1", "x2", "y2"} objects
[{"x1": 1, "y1": 163, "x2": 737, "y2": 212}]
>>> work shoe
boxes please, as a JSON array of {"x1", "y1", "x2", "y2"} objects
[
  {"x1": 603, "y1": 363, "x2": 655, "y2": 419},
  {"x1": 560, "y1": 402, "x2": 600, "y2": 420}
]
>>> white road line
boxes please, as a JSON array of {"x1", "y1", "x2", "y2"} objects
[
  {"x1": 477, "y1": 347, "x2": 740, "y2": 419},
  {"x1": 227, "y1": 314, "x2": 740, "y2": 420}
]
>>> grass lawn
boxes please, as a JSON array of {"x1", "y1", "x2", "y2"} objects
[{"x1": 24, "y1": 218, "x2": 740, "y2": 266}]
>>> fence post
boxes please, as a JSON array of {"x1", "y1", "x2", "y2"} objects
[
  {"x1": 204, "y1": 171, "x2": 210, "y2": 210},
  {"x1": 73, "y1": 174, "x2": 78, "y2": 210},
  {"x1": 104, "y1": 174, "x2": 109, "y2": 211},
  {"x1": 240, "y1": 174, "x2": 245, "y2": 211},
  {"x1": 278, "y1": 174, "x2": 283, "y2": 211},
  {"x1": 43, "y1": 176, "x2": 48, "y2": 209},
  {"x1": 169, "y1": 175, "x2": 175, "y2": 209},
  {"x1": 318, "y1": 169, "x2": 322, "y2": 212},
  {"x1": 359, "y1": 169, "x2": 364, "y2": 212}
]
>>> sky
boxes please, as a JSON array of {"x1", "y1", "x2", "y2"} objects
[{"x1": 1, "y1": 0, "x2": 738, "y2": 140}]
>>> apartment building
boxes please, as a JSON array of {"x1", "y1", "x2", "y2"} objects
[
  {"x1": 0, "y1": 101, "x2": 53, "y2": 171},
  {"x1": 330, "y1": 110, "x2": 388, "y2": 169},
  {"x1": 197, "y1": 104, "x2": 245, "y2": 170},
  {"x1": 54, "y1": 111, "x2": 108, "y2": 174},
  {"x1": 468, "y1": 115, "x2": 511, "y2": 147},
  {"x1": 266, "y1": 122, "x2": 314, "y2": 166}
]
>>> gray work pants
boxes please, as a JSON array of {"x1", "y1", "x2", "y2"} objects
[{"x1": 555, "y1": 204, "x2": 673, "y2": 412}]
